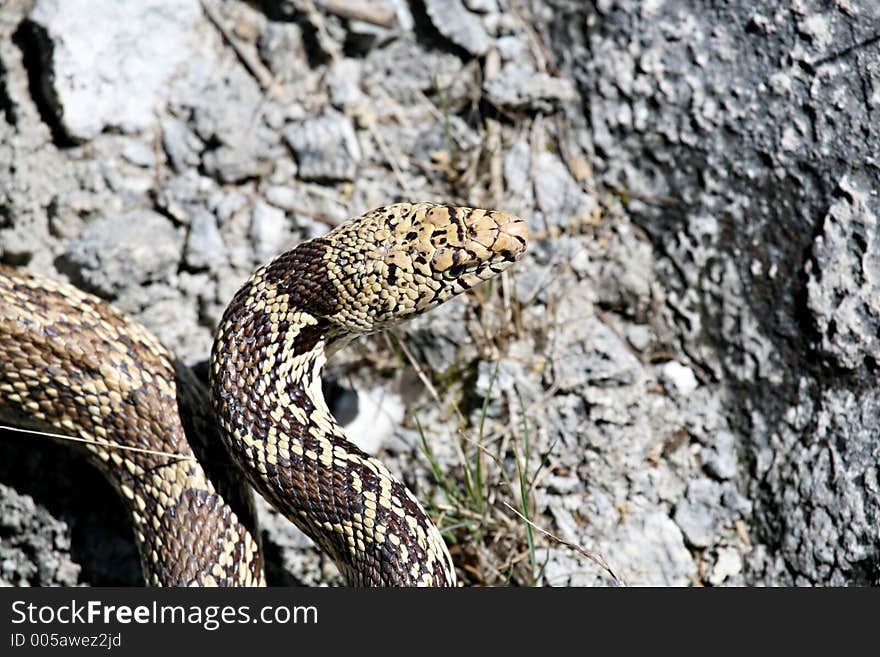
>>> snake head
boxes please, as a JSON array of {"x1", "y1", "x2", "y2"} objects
[{"x1": 319, "y1": 203, "x2": 528, "y2": 332}]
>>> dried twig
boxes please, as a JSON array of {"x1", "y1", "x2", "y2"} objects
[
  {"x1": 508, "y1": 1, "x2": 560, "y2": 76},
  {"x1": 201, "y1": 0, "x2": 285, "y2": 98},
  {"x1": 317, "y1": 0, "x2": 396, "y2": 28},
  {"x1": 502, "y1": 501, "x2": 624, "y2": 585},
  {"x1": 1, "y1": 424, "x2": 195, "y2": 462}
]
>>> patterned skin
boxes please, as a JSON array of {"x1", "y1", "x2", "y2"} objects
[
  {"x1": 1, "y1": 203, "x2": 527, "y2": 586},
  {"x1": 0, "y1": 266, "x2": 264, "y2": 585}
]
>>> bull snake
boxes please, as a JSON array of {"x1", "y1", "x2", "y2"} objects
[{"x1": 0, "y1": 203, "x2": 528, "y2": 586}]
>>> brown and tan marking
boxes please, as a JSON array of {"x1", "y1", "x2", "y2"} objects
[
  {"x1": 0, "y1": 267, "x2": 264, "y2": 586},
  {"x1": 1, "y1": 202, "x2": 527, "y2": 586}
]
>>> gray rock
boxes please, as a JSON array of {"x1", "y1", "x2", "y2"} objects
[
  {"x1": 404, "y1": 297, "x2": 472, "y2": 374},
  {"x1": 702, "y1": 430, "x2": 738, "y2": 481},
  {"x1": 465, "y1": 0, "x2": 498, "y2": 12},
  {"x1": 47, "y1": 196, "x2": 89, "y2": 240},
  {"x1": 533, "y1": 150, "x2": 596, "y2": 229},
  {"x1": 659, "y1": 361, "x2": 699, "y2": 397},
  {"x1": 0, "y1": 483, "x2": 79, "y2": 586},
  {"x1": 161, "y1": 117, "x2": 203, "y2": 173},
  {"x1": 328, "y1": 59, "x2": 366, "y2": 109},
  {"x1": 484, "y1": 70, "x2": 578, "y2": 113},
  {"x1": 184, "y1": 210, "x2": 226, "y2": 271},
  {"x1": 591, "y1": 225, "x2": 653, "y2": 318},
  {"x1": 186, "y1": 63, "x2": 262, "y2": 147},
  {"x1": 153, "y1": 172, "x2": 219, "y2": 225},
  {"x1": 361, "y1": 37, "x2": 464, "y2": 102},
  {"x1": 258, "y1": 21, "x2": 306, "y2": 83},
  {"x1": 603, "y1": 511, "x2": 695, "y2": 586},
  {"x1": 264, "y1": 186, "x2": 299, "y2": 210},
  {"x1": 284, "y1": 110, "x2": 361, "y2": 182},
  {"x1": 473, "y1": 340, "x2": 544, "y2": 424},
  {"x1": 0, "y1": 220, "x2": 49, "y2": 267},
  {"x1": 134, "y1": 290, "x2": 213, "y2": 367},
  {"x1": 548, "y1": 284, "x2": 644, "y2": 391},
  {"x1": 0, "y1": 425, "x2": 142, "y2": 587},
  {"x1": 544, "y1": 472, "x2": 584, "y2": 495},
  {"x1": 201, "y1": 139, "x2": 278, "y2": 184},
  {"x1": 250, "y1": 201, "x2": 287, "y2": 264},
  {"x1": 121, "y1": 140, "x2": 156, "y2": 168},
  {"x1": 29, "y1": 0, "x2": 201, "y2": 141},
  {"x1": 4, "y1": 0, "x2": 879, "y2": 589},
  {"x1": 213, "y1": 191, "x2": 250, "y2": 225},
  {"x1": 265, "y1": 158, "x2": 301, "y2": 189},
  {"x1": 254, "y1": 495, "x2": 344, "y2": 586},
  {"x1": 170, "y1": 53, "x2": 280, "y2": 185},
  {"x1": 674, "y1": 479, "x2": 722, "y2": 549},
  {"x1": 806, "y1": 177, "x2": 880, "y2": 369},
  {"x1": 539, "y1": 548, "x2": 607, "y2": 586},
  {"x1": 624, "y1": 323, "x2": 653, "y2": 353},
  {"x1": 721, "y1": 483, "x2": 752, "y2": 517},
  {"x1": 546, "y1": 0, "x2": 880, "y2": 585},
  {"x1": 194, "y1": 111, "x2": 280, "y2": 185},
  {"x1": 424, "y1": 0, "x2": 492, "y2": 56},
  {"x1": 708, "y1": 547, "x2": 742, "y2": 586},
  {"x1": 546, "y1": 499, "x2": 581, "y2": 545},
  {"x1": 63, "y1": 210, "x2": 181, "y2": 297},
  {"x1": 764, "y1": 386, "x2": 880, "y2": 583},
  {"x1": 413, "y1": 113, "x2": 482, "y2": 164},
  {"x1": 503, "y1": 135, "x2": 534, "y2": 216}
]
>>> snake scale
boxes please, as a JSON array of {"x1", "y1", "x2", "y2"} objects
[{"x1": 0, "y1": 203, "x2": 528, "y2": 586}]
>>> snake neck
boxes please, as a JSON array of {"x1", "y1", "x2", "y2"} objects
[{"x1": 210, "y1": 259, "x2": 456, "y2": 586}]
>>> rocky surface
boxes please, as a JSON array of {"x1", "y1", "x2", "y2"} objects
[
  {"x1": 0, "y1": 0, "x2": 877, "y2": 586},
  {"x1": 538, "y1": 0, "x2": 880, "y2": 585}
]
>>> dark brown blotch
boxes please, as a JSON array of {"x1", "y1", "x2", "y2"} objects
[{"x1": 269, "y1": 239, "x2": 340, "y2": 318}]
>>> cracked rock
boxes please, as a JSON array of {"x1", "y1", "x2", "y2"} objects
[
  {"x1": 63, "y1": 210, "x2": 181, "y2": 297},
  {"x1": 424, "y1": 0, "x2": 491, "y2": 56},
  {"x1": 484, "y1": 70, "x2": 578, "y2": 113},
  {"x1": 184, "y1": 210, "x2": 226, "y2": 272},
  {"x1": 806, "y1": 177, "x2": 880, "y2": 370},
  {"x1": 708, "y1": 547, "x2": 742, "y2": 586},
  {"x1": 284, "y1": 110, "x2": 360, "y2": 182},
  {"x1": 0, "y1": 484, "x2": 80, "y2": 586},
  {"x1": 702, "y1": 430, "x2": 738, "y2": 481},
  {"x1": 161, "y1": 117, "x2": 203, "y2": 173},
  {"x1": 659, "y1": 361, "x2": 699, "y2": 397},
  {"x1": 250, "y1": 201, "x2": 287, "y2": 264},
  {"x1": 674, "y1": 479, "x2": 722, "y2": 549},
  {"x1": 604, "y1": 511, "x2": 695, "y2": 586},
  {"x1": 29, "y1": 0, "x2": 201, "y2": 141}
]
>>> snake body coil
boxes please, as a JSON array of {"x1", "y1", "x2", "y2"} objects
[{"x1": 0, "y1": 203, "x2": 528, "y2": 586}]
